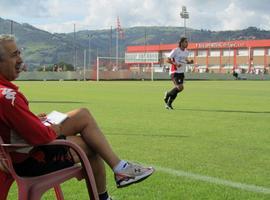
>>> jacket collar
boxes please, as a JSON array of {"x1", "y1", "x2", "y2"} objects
[{"x1": 0, "y1": 74, "x2": 19, "y2": 90}]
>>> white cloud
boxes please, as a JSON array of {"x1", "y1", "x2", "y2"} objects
[
  {"x1": 217, "y1": 2, "x2": 253, "y2": 30},
  {"x1": 1, "y1": 0, "x2": 270, "y2": 33},
  {"x1": 261, "y1": 15, "x2": 270, "y2": 30},
  {"x1": 215, "y1": 0, "x2": 270, "y2": 30}
]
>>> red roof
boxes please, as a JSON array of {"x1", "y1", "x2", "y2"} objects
[{"x1": 126, "y1": 39, "x2": 270, "y2": 52}]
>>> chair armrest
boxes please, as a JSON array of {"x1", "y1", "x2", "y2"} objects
[
  {"x1": 1, "y1": 143, "x2": 31, "y2": 152},
  {"x1": 0, "y1": 139, "x2": 98, "y2": 198},
  {"x1": 1, "y1": 140, "x2": 91, "y2": 174},
  {"x1": 40, "y1": 140, "x2": 98, "y2": 196},
  {"x1": 41, "y1": 140, "x2": 89, "y2": 165},
  {"x1": 40, "y1": 140, "x2": 95, "y2": 174}
]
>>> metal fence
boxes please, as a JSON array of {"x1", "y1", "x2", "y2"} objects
[{"x1": 16, "y1": 71, "x2": 270, "y2": 81}]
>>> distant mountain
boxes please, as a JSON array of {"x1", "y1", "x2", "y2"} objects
[{"x1": 1, "y1": 18, "x2": 270, "y2": 70}]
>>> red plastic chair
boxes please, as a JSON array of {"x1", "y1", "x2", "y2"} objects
[{"x1": 0, "y1": 136, "x2": 99, "y2": 200}]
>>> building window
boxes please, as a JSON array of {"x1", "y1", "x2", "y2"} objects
[
  {"x1": 223, "y1": 49, "x2": 234, "y2": 56},
  {"x1": 125, "y1": 52, "x2": 159, "y2": 63},
  {"x1": 197, "y1": 50, "x2": 207, "y2": 57},
  {"x1": 253, "y1": 49, "x2": 264, "y2": 56},
  {"x1": 209, "y1": 50, "x2": 220, "y2": 57},
  {"x1": 237, "y1": 49, "x2": 248, "y2": 56},
  {"x1": 189, "y1": 51, "x2": 194, "y2": 57},
  {"x1": 162, "y1": 52, "x2": 170, "y2": 58}
]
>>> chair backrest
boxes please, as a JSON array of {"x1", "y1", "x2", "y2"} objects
[
  {"x1": 0, "y1": 136, "x2": 16, "y2": 200},
  {"x1": 0, "y1": 136, "x2": 30, "y2": 179},
  {"x1": 0, "y1": 136, "x2": 14, "y2": 174},
  {"x1": 0, "y1": 136, "x2": 99, "y2": 200}
]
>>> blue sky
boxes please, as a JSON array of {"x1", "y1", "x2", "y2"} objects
[{"x1": 1, "y1": 0, "x2": 270, "y2": 33}]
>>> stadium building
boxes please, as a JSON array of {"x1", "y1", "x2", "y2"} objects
[{"x1": 125, "y1": 39, "x2": 270, "y2": 74}]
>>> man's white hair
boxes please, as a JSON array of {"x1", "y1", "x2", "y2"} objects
[{"x1": 0, "y1": 34, "x2": 16, "y2": 61}]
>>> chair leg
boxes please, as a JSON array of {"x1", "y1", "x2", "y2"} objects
[
  {"x1": 54, "y1": 185, "x2": 64, "y2": 200},
  {"x1": 18, "y1": 191, "x2": 28, "y2": 200},
  {"x1": 85, "y1": 179, "x2": 99, "y2": 200},
  {"x1": 18, "y1": 184, "x2": 62, "y2": 200},
  {"x1": 18, "y1": 185, "x2": 29, "y2": 200}
]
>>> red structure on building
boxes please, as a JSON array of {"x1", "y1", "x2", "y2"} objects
[{"x1": 125, "y1": 40, "x2": 270, "y2": 74}]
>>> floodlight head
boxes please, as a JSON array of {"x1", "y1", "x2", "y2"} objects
[
  {"x1": 180, "y1": 6, "x2": 189, "y2": 19},
  {"x1": 180, "y1": 12, "x2": 189, "y2": 19},
  {"x1": 182, "y1": 6, "x2": 187, "y2": 12}
]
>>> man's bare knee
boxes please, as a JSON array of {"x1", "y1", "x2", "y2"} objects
[
  {"x1": 72, "y1": 108, "x2": 93, "y2": 123},
  {"x1": 78, "y1": 107, "x2": 91, "y2": 116}
]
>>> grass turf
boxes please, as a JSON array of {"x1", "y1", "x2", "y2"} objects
[{"x1": 7, "y1": 80, "x2": 270, "y2": 200}]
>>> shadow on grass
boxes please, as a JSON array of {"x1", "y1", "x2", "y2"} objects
[
  {"x1": 175, "y1": 108, "x2": 270, "y2": 114},
  {"x1": 29, "y1": 100, "x2": 86, "y2": 104},
  {"x1": 107, "y1": 133, "x2": 189, "y2": 138}
]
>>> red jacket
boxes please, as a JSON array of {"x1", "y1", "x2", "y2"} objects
[{"x1": 0, "y1": 75, "x2": 57, "y2": 199}]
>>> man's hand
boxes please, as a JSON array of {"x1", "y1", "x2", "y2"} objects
[
  {"x1": 175, "y1": 62, "x2": 182, "y2": 68},
  {"x1": 37, "y1": 112, "x2": 47, "y2": 121},
  {"x1": 187, "y1": 59, "x2": 194, "y2": 64}
]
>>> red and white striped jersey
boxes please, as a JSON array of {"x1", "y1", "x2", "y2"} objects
[{"x1": 168, "y1": 47, "x2": 189, "y2": 74}]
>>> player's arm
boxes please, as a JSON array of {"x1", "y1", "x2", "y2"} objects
[
  {"x1": 167, "y1": 57, "x2": 181, "y2": 67},
  {"x1": 186, "y1": 58, "x2": 194, "y2": 64}
]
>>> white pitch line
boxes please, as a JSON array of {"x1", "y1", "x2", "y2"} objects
[{"x1": 154, "y1": 165, "x2": 270, "y2": 195}]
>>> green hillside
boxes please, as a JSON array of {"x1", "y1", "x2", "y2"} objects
[{"x1": 1, "y1": 18, "x2": 270, "y2": 70}]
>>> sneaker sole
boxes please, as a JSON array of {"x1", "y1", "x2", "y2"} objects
[
  {"x1": 116, "y1": 167, "x2": 154, "y2": 188},
  {"x1": 165, "y1": 104, "x2": 174, "y2": 110}
]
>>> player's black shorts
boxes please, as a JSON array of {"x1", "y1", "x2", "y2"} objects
[
  {"x1": 14, "y1": 136, "x2": 75, "y2": 177},
  {"x1": 171, "y1": 73, "x2": 185, "y2": 85}
]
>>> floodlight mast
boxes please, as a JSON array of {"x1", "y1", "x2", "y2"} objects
[
  {"x1": 180, "y1": 6, "x2": 189, "y2": 37},
  {"x1": 88, "y1": 34, "x2": 93, "y2": 69},
  {"x1": 73, "y1": 24, "x2": 76, "y2": 71}
]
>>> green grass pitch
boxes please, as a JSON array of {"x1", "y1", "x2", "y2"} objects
[{"x1": 7, "y1": 80, "x2": 270, "y2": 200}]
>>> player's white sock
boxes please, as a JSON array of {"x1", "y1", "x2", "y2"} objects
[{"x1": 113, "y1": 160, "x2": 128, "y2": 173}]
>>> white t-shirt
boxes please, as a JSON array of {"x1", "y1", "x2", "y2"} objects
[{"x1": 168, "y1": 47, "x2": 189, "y2": 74}]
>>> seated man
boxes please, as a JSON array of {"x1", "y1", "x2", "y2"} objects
[{"x1": 0, "y1": 34, "x2": 154, "y2": 200}]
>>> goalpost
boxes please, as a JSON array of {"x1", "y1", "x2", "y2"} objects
[
  {"x1": 96, "y1": 56, "x2": 125, "y2": 81},
  {"x1": 95, "y1": 56, "x2": 155, "y2": 81}
]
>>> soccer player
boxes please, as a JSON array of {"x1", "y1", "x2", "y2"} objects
[
  {"x1": 164, "y1": 37, "x2": 193, "y2": 109},
  {"x1": 0, "y1": 34, "x2": 154, "y2": 200}
]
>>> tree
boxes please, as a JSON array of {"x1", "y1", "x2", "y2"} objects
[{"x1": 37, "y1": 62, "x2": 74, "y2": 71}]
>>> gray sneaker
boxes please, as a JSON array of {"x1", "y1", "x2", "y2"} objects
[{"x1": 114, "y1": 162, "x2": 155, "y2": 188}]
